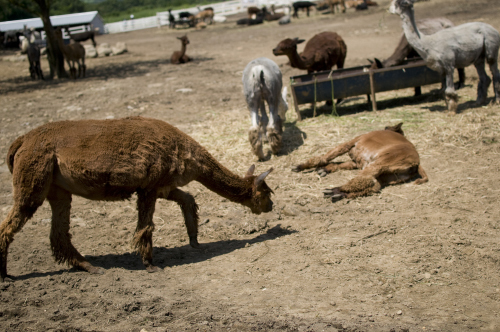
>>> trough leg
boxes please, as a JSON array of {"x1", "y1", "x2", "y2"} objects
[
  {"x1": 167, "y1": 189, "x2": 200, "y2": 248},
  {"x1": 47, "y1": 186, "x2": 104, "y2": 275},
  {"x1": 134, "y1": 189, "x2": 159, "y2": 273}
]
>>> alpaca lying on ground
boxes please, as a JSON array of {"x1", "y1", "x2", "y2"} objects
[
  {"x1": 369, "y1": 17, "x2": 465, "y2": 96},
  {"x1": 390, "y1": 0, "x2": 500, "y2": 112},
  {"x1": 0, "y1": 116, "x2": 274, "y2": 281},
  {"x1": 55, "y1": 28, "x2": 86, "y2": 79},
  {"x1": 242, "y1": 57, "x2": 288, "y2": 160},
  {"x1": 171, "y1": 35, "x2": 192, "y2": 64},
  {"x1": 292, "y1": 123, "x2": 428, "y2": 202}
]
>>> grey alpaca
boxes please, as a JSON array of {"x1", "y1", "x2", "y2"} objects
[
  {"x1": 242, "y1": 57, "x2": 288, "y2": 160},
  {"x1": 390, "y1": 0, "x2": 500, "y2": 113}
]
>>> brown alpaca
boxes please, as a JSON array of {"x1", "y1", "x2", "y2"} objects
[
  {"x1": 170, "y1": 35, "x2": 192, "y2": 64},
  {"x1": 55, "y1": 28, "x2": 86, "y2": 79},
  {"x1": 292, "y1": 123, "x2": 428, "y2": 202},
  {"x1": 0, "y1": 117, "x2": 274, "y2": 281},
  {"x1": 273, "y1": 31, "x2": 347, "y2": 104}
]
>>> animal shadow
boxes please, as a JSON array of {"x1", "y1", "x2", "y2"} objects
[
  {"x1": 280, "y1": 121, "x2": 307, "y2": 156},
  {"x1": 92, "y1": 225, "x2": 295, "y2": 271},
  {"x1": 13, "y1": 225, "x2": 295, "y2": 280}
]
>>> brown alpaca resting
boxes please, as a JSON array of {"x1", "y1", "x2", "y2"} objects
[
  {"x1": 0, "y1": 116, "x2": 274, "y2": 281},
  {"x1": 292, "y1": 123, "x2": 428, "y2": 201},
  {"x1": 170, "y1": 35, "x2": 192, "y2": 64}
]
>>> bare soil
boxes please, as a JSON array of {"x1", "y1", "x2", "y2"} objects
[{"x1": 1, "y1": 0, "x2": 500, "y2": 331}]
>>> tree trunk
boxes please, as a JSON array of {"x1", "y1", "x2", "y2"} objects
[{"x1": 38, "y1": 2, "x2": 68, "y2": 79}]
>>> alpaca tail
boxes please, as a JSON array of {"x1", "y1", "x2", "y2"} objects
[{"x1": 6, "y1": 135, "x2": 24, "y2": 174}]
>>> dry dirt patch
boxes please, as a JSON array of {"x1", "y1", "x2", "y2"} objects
[{"x1": 1, "y1": 0, "x2": 500, "y2": 331}]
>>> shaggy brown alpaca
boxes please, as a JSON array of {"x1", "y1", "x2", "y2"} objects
[
  {"x1": 0, "y1": 117, "x2": 274, "y2": 281},
  {"x1": 292, "y1": 123, "x2": 428, "y2": 202},
  {"x1": 170, "y1": 35, "x2": 192, "y2": 64}
]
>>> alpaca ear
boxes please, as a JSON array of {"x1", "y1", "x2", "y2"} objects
[
  {"x1": 367, "y1": 59, "x2": 374, "y2": 64},
  {"x1": 245, "y1": 164, "x2": 256, "y2": 177},
  {"x1": 385, "y1": 122, "x2": 404, "y2": 135},
  {"x1": 254, "y1": 168, "x2": 273, "y2": 188},
  {"x1": 374, "y1": 58, "x2": 383, "y2": 68},
  {"x1": 296, "y1": 39, "x2": 305, "y2": 44}
]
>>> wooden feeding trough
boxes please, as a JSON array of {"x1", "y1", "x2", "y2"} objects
[{"x1": 289, "y1": 59, "x2": 442, "y2": 120}]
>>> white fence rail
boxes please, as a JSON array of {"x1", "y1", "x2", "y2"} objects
[{"x1": 105, "y1": 0, "x2": 297, "y2": 34}]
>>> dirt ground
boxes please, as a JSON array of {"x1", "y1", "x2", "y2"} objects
[{"x1": 1, "y1": 0, "x2": 500, "y2": 331}]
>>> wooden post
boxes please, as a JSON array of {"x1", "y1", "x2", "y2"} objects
[
  {"x1": 369, "y1": 70, "x2": 377, "y2": 111},
  {"x1": 291, "y1": 83, "x2": 302, "y2": 121}
]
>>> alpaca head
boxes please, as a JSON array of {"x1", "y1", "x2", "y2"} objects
[
  {"x1": 177, "y1": 35, "x2": 190, "y2": 46},
  {"x1": 389, "y1": 0, "x2": 414, "y2": 15},
  {"x1": 243, "y1": 165, "x2": 274, "y2": 214},
  {"x1": 385, "y1": 122, "x2": 404, "y2": 136},
  {"x1": 272, "y1": 38, "x2": 305, "y2": 56}
]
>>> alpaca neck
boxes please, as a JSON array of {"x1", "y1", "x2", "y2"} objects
[
  {"x1": 286, "y1": 49, "x2": 308, "y2": 70},
  {"x1": 399, "y1": 6, "x2": 428, "y2": 60},
  {"x1": 196, "y1": 154, "x2": 253, "y2": 205},
  {"x1": 179, "y1": 43, "x2": 187, "y2": 57}
]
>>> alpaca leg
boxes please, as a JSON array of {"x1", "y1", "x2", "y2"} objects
[
  {"x1": 248, "y1": 106, "x2": 264, "y2": 160},
  {"x1": 316, "y1": 160, "x2": 357, "y2": 177},
  {"x1": 292, "y1": 138, "x2": 357, "y2": 172},
  {"x1": 167, "y1": 189, "x2": 200, "y2": 248},
  {"x1": 456, "y1": 68, "x2": 465, "y2": 90},
  {"x1": 47, "y1": 186, "x2": 103, "y2": 274},
  {"x1": 474, "y1": 58, "x2": 491, "y2": 106},
  {"x1": 487, "y1": 58, "x2": 500, "y2": 103},
  {"x1": 267, "y1": 101, "x2": 283, "y2": 155},
  {"x1": 134, "y1": 189, "x2": 158, "y2": 273},
  {"x1": 0, "y1": 153, "x2": 54, "y2": 281},
  {"x1": 259, "y1": 101, "x2": 269, "y2": 140},
  {"x1": 81, "y1": 57, "x2": 86, "y2": 78},
  {"x1": 443, "y1": 70, "x2": 458, "y2": 113},
  {"x1": 323, "y1": 175, "x2": 381, "y2": 202}
]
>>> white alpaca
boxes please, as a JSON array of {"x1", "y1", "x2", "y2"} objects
[
  {"x1": 242, "y1": 57, "x2": 288, "y2": 160},
  {"x1": 390, "y1": 0, "x2": 500, "y2": 113}
]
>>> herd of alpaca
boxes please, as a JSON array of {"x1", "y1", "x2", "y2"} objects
[{"x1": 1, "y1": 0, "x2": 500, "y2": 280}]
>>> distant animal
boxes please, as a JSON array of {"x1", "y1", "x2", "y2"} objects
[
  {"x1": 195, "y1": 6, "x2": 214, "y2": 25},
  {"x1": 247, "y1": 6, "x2": 262, "y2": 18},
  {"x1": 390, "y1": 0, "x2": 500, "y2": 113},
  {"x1": 242, "y1": 57, "x2": 289, "y2": 160},
  {"x1": 55, "y1": 28, "x2": 86, "y2": 79},
  {"x1": 292, "y1": 123, "x2": 428, "y2": 202},
  {"x1": 273, "y1": 31, "x2": 347, "y2": 104},
  {"x1": 0, "y1": 116, "x2": 274, "y2": 281},
  {"x1": 262, "y1": 6, "x2": 286, "y2": 21},
  {"x1": 171, "y1": 35, "x2": 192, "y2": 64},
  {"x1": 368, "y1": 18, "x2": 465, "y2": 96},
  {"x1": 356, "y1": 0, "x2": 368, "y2": 10},
  {"x1": 64, "y1": 26, "x2": 97, "y2": 50},
  {"x1": 24, "y1": 31, "x2": 44, "y2": 80},
  {"x1": 237, "y1": 12, "x2": 265, "y2": 26},
  {"x1": 292, "y1": 1, "x2": 317, "y2": 18},
  {"x1": 168, "y1": 9, "x2": 176, "y2": 29}
]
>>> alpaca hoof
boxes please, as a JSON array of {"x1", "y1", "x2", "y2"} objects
[
  {"x1": 190, "y1": 237, "x2": 200, "y2": 249},
  {"x1": 146, "y1": 265, "x2": 160, "y2": 273},
  {"x1": 316, "y1": 168, "x2": 328, "y2": 177},
  {"x1": 323, "y1": 187, "x2": 345, "y2": 202},
  {"x1": 291, "y1": 165, "x2": 302, "y2": 172},
  {"x1": 87, "y1": 266, "x2": 105, "y2": 275},
  {"x1": 79, "y1": 261, "x2": 104, "y2": 274}
]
